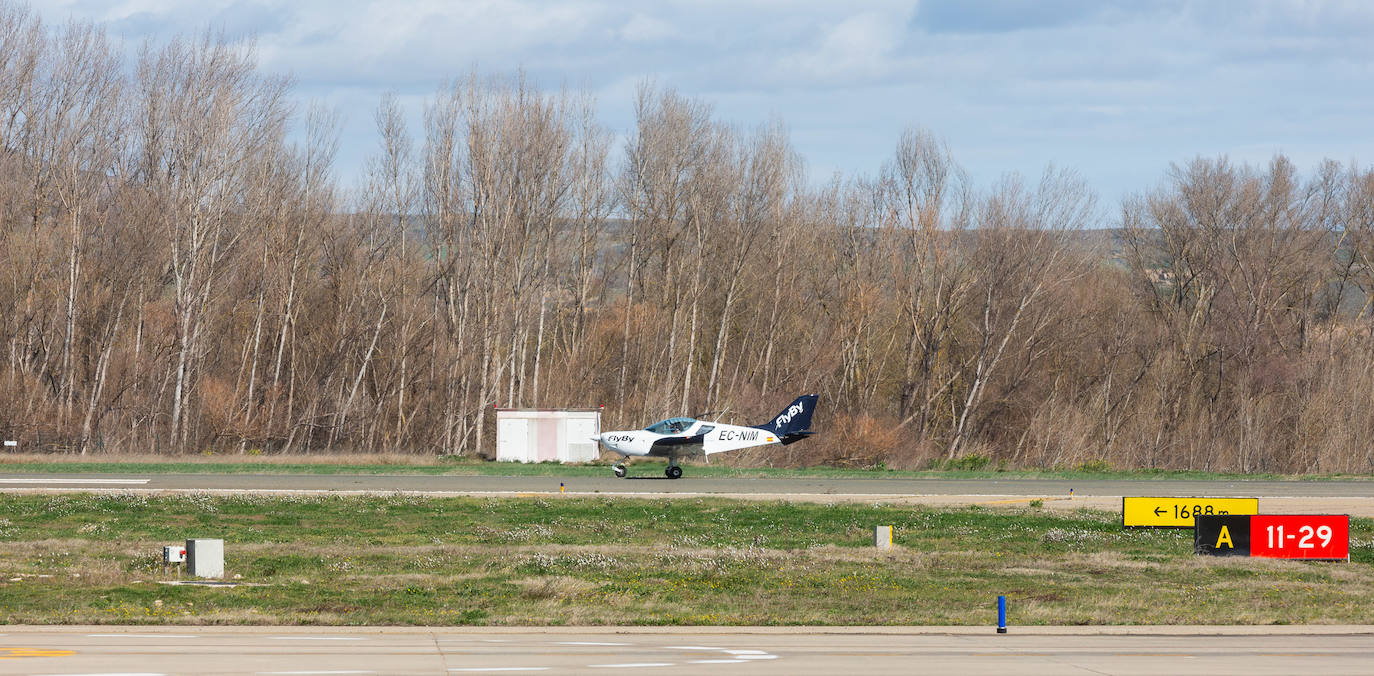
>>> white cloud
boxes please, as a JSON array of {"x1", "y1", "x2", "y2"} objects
[
  {"x1": 250, "y1": 0, "x2": 606, "y2": 85},
  {"x1": 620, "y1": 14, "x2": 675, "y2": 43},
  {"x1": 786, "y1": 10, "x2": 912, "y2": 82},
  {"x1": 22, "y1": 0, "x2": 1374, "y2": 203}
]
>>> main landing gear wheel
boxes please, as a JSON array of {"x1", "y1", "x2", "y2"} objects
[
  {"x1": 665, "y1": 465, "x2": 683, "y2": 480},
  {"x1": 613, "y1": 463, "x2": 627, "y2": 479}
]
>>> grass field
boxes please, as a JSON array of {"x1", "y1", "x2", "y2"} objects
[
  {"x1": 1, "y1": 453, "x2": 1369, "y2": 481},
  {"x1": 1, "y1": 493, "x2": 1371, "y2": 626}
]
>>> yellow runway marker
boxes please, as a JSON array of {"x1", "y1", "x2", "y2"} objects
[{"x1": 0, "y1": 647, "x2": 76, "y2": 658}]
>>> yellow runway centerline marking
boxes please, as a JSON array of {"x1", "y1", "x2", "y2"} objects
[{"x1": 0, "y1": 647, "x2": 76, "y2": 658}]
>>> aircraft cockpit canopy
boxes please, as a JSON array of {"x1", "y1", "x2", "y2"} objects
[{"x1": 646, "y1": 417, "x2": 696, "y2": 434}]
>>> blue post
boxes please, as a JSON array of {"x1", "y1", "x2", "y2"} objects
[{"x1": 997, "y1": 595, "x2": 1007, "y2": 633}]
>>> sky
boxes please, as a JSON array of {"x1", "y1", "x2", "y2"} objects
[{"x1": 24, "y1": 0, "x2": 1374, "y2": 210}]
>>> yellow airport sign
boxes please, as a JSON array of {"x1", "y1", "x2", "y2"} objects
[{"x1": 1122, "y1": 497, "x2": 1259, "y2": 528}]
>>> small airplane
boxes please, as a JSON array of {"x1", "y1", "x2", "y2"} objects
[{"x1": 591, "y1": 394, "x2": 819, "y2": 479}]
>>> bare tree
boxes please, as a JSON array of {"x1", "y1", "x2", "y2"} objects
[
  {"x1": 134, "y1": 32, "x2": 290, "y2": 448},
  {"x1": 617, "y1": 84, "x2": 712, "y2": 419},
  {"x1": 946, "y1": 169, "x2": 1096, "y2": 459},
  {"x1": 877, "y1": 128, "x2": 972, "y2": 437}
]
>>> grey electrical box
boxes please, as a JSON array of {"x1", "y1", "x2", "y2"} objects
[
  {"x1": 163, "y1": 545, "x2": 186, "y2": 563},
  {"x1": 186, "y1": 538, "x2": 224, "y2": 578}
]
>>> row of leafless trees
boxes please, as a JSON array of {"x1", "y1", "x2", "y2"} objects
[{"x1": 4, "y1": 6, "x2": 1374, "y2": 472}]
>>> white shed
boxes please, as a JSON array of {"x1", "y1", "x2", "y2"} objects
[{"x1": 496, "y1": 408, "x2": 602, "y2": 463}]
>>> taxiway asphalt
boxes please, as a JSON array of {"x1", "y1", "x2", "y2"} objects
[{"x1": 2, "y1": 625, "x2": 1373, "y2": 675}]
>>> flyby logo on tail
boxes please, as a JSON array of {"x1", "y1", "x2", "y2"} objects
[
  {"x1": 774, "y1": 401, "x2": 806, "y2": 429},
  {"x1": 761, "y1": 394, "x2": 818, "y2": 439}
]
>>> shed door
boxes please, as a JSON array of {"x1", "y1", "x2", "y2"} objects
[
  {"x1": 536, "y1": 418, "x2": 559, "y2": 462},
  {"x1": 564, "y1": 416, "x2": 599, "y2": 461},
  {"x1": 497, "y1": 418, "x2": 529, "y2": 462}
]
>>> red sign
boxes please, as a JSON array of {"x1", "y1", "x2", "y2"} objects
[{"x1": 1248, "y1": 515, "x2": 1349, "y2": 560}]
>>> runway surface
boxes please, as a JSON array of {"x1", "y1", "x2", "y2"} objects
[
  {"x1": 2, "y1": 626, "x2": 1373, "y2": 675},
  {"x1": 2, "y1": 472, "x2": 1373, "y2": 497},
  {"x1": 4, "y1": 473, "x2": 1374, "y2": 515}
]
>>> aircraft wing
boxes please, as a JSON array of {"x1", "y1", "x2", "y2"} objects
[{"x1": 652, "y1": 434, "x2": 706, "y2": 448}]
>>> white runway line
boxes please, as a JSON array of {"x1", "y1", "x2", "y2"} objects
[
  {"x1": 31, "y1": 673, "x2": 167, "y2": 676},
  {"x1": 689, "y1": 659, "x2": 749, "y2": 664},
  {"x1": 556, "y1": 641, "x2": 630, "y2": 646},
  {"x1": 259, "y1": 672, "x2": 376, "y2": 675},
  {"x1": 1, "y1": 478, "x2": 149, "y2": 484},
  {"x1": 448, "y1": 669, "x2": 551, "y2": 673},
  {"x1": 664, "y1": 646, "x2": 726, "y2": 650},
  {"x1": 724, "y1": 649, "x2": 779, "y2": 660},
  {"x1": 587, "y1": 664, "x2": 674, "y2": 669}
]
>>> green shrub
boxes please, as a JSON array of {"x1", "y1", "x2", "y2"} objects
[
  {"x1": 946, "y1": 454, "x2": 991, "y2": 471},
  {"x1": 1075, "y1": 459, "x2": 1112, "y2": 473}
]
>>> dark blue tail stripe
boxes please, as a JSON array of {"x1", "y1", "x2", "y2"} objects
[{"x1": 755, "y1": 394, "x2": 818, "y2": 436}]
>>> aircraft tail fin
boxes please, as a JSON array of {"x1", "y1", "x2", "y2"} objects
[{"x1": 756, "y1": 394, "x2": 818, "y2": 441}]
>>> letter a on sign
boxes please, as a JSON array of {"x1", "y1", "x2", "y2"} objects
[
  {"x1": 1214, "y1": 525, "x2": 1233, "y2": 549},
  {"x1": 1195, "y1": 515, "x2": 1252, "y2": 556}
]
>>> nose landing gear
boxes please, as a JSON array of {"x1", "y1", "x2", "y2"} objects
[{"x1": 613, "y1": 463, "x2": 627, "y2": 478}]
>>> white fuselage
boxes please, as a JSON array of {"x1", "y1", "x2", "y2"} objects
[{"x1": 594, "y1": 419, "x2": 780, "y2": 458}]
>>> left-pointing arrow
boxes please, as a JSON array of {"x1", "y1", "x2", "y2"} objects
[{"x1": 1154, "y1": 507, "x2": 1165, "y2": 516}]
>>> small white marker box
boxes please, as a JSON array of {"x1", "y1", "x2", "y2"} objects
[
  {"x1": 875, "y1": 525, "x2": 893, "y2": 549},
  {"x1": 163, "y1": 545, "x2": 187, "y2": 563},
  {"x1": 2, "y1": 440, "x2": 16, "y2": 447}
]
